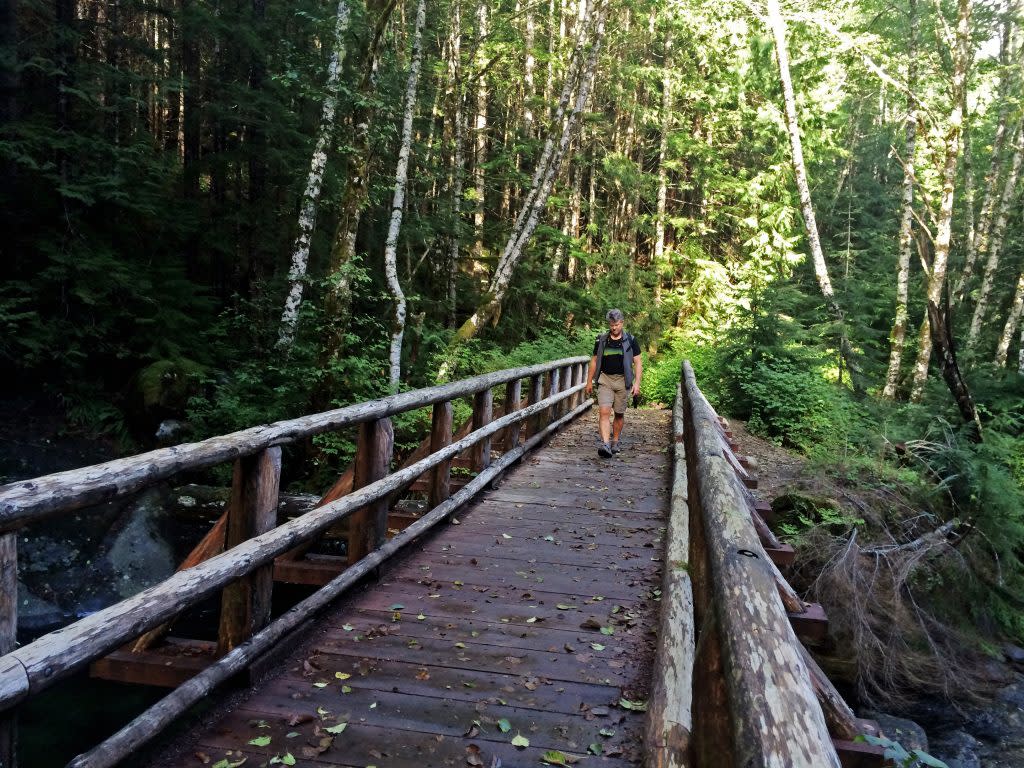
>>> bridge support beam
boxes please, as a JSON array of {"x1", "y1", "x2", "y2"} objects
[
  {"x1": 429, "y1": 402, "x2": 453, "y2": 508},
  {"x1": 526, "y1": 374, "x2": 543, "y2": 439},
  {"x1": 348, "y1": 418, "x2": 395, "y2": 565},
  {"x1": 472, "y1": 389, "x2": 492, "y2": 472},
  {"x1": 502, "y1": 380, "x2": 522, "y2": 451},
  {"x1": 218, "y1": 447, "x2": 281, "y2": 655}
]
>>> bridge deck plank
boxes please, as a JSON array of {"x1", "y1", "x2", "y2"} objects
[{"x1": 146, "y1": 409, "x2": 670, "y2": 768}]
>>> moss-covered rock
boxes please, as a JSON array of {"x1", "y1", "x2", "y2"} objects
[{"x1": 135, "y1": 358, "x2": 208, "y2": 413}]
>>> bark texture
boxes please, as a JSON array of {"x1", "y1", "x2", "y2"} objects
[
  {"x1": 953, "y1": 12, "x2": 1018, "y2": 305},
  {"x1": 967, "y1": 121, "x2": 1024, "y2": 351},
  {"x1": 383, "y1": 0, "x2": 427, "y2": 387},
  {"x1": 277, "y1": 0, "x2": 352, "y2": 348},
  {"x1": 882, "y1": 0, "x2": 917, "y2": 400},
  {"x1": 765, "y1": 0, "x2": 863, "y2": 392},
  {"x1": 908, "y1": 0, "x2": 971, "y2": 402},
  {"x1": 995, "y1": 272, "x2": 1024, "y2": 367}
]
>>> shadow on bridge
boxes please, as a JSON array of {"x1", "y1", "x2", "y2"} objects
[{"x1": 149, "y1": 409, "x2": 671, "y2": 767}]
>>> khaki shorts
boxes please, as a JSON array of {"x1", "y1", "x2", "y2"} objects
[{"x1": 597, "y1": 373, "x2": 628, "y2": 414}]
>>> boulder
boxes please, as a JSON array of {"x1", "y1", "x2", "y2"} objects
[
  {"x1": 16, "y1": 581, "x2": 66, "y2": 636},
  {"x1": 930, "y1": 729, "x2": 981, "y2": 768},
  {"x1": 102, "y1": 487, "x2": 176, "y2": 598}
]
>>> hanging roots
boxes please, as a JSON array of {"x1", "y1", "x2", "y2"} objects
[{"x1": 796, "y1": 524, "x2": 992, "y2": 711}]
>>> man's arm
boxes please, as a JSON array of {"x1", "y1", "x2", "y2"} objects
[
  {"x1": 631, "y1": 353, "x2": 643, "y2": 397},
  {"x1": 585, "y1": 355, "x2": 598, "y2": 395}
]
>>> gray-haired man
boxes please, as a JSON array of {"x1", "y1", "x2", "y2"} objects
[{"x1": 585, "y1": 309, "x2": 642, "y2": 458}]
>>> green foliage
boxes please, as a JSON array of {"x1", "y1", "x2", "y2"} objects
[
  {"x1": 738, "y1": 356, "x2": 868, "y2": 454},
  {"x1": 428, "y1": 328, "x2": 586, "y2": 384},
  {"x1": 773, "y1": 492, "x2": 864, "y2": 537},
  {"x1": 902, "y1": 419, "x2": 1024, "y2": 641},
  {"x1": 639, "y1": 330, "x2": 728, "y2": 407},
  {"x1": 856, "y1": 735, "x2": 948, "y2": 768}
]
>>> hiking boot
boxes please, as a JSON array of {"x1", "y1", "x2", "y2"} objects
[
  {"x1": 611, "y1": 441, "x2": 621, "y2": 454},
  {"x1": 598, "y1": 442, "x2": 613, "y2": 458}
]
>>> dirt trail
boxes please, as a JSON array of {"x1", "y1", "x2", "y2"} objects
[{"x1": 723, "y1": 418, "x2": 807, "y2": 504}]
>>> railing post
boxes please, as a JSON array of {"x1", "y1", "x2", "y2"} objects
[
  {"x1": 571, "y1": 363, "x2": 583, "y2": 408},
  {"x1": 503, "y1": 379, "x2": 522, "y2": 451},
  {"x1": 218, "y1": 447, "x2": 281, "y2": 655},
  {"x1": 526, "y1": 374, "x2": 543, "y2": 439},
  {"x1": 0, "y1": 533, "x2": 16, "y2": 768},
  {"x1": 549, "y1": 367, "x2": 562, "y2": 421},
  {"x1": 472, "y1": 388, "x2": 493, "y2": 472},
  {"x1": 348, "y1": 418, "x2": 394, "y2": 565},
  {"x1": 429, "y1": 401, "x2": 453, "y2": 507}
]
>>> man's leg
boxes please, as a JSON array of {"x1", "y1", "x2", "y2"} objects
[
  {"x1": 612, "y1": 413, "x2": 624, "y2": 443},
  {"x1": 610, "y1": 379, "x2": 627, "y2": 451},
  {"x1": 599, "y1": 406, "x2": 613, "y2": 443}
]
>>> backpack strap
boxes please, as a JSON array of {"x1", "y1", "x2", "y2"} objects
[{"x1": 593, "y1": 332, "x2": 608, "y2": 383}]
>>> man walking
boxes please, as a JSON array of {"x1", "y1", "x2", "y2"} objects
[{"x1": 585, "y1": 309, "x2": 642, "y2": 457}]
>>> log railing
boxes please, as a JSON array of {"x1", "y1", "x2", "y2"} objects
[
  {"x1": 646, "y1": 361, "x2": 881, "y2": 767},
  {"x1": 0, "y1": 356, "x2": 591, "y2": 768}
]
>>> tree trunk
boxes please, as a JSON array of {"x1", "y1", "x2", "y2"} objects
[
  {"x1": 908, "y1": 0, "x2": 971, "y2": 402},
  {"x1": 181, "y1": 0, "x2": 199, "y2": 200},
  {"x1": 1, "y1": 0, "x2": 18, "y2": 198},
  {"x1": 446, "y1": 0, "x2": 465, "y2": 328},
  {"x1": 0, "y1": 0, "x2": 17, "y2": 130},
  {"x1": 471, "y1": 0, "x2": 488, "y2": 262},
  {"x1": 653, "y1": 24, "x2": 672, "y2": 304},
  {"x1": 524, "y1": 1, "x2": 536, "y2": 137},
  {"x1": 882, "y1": 0, "x2": 917, "y2": 400},
  {"x1": 1019, "y1": 327, "x2": 1024, "y2": 374},
  {"x1": 317, "y1": 0, "x2": 397, "y2": 383},
  {"x1": 953, "y1": 7, "x2": 1017, "y2": 306},
  {"x1": 966, "y1": 121, "x2": 1024, "y2": 352},
  {"x1": 764, "y1": 0, "x2": 863, "y2": 392},
  {"x1": 927, "y1": 300, "x2": 982, "y2": 441},
  {"x1": 277, "y1": 0, "x2": 352, "y2": 348},
  {"x1": 442, "y1": 0, "x2": 604, "y2": 366},
  {"x1": 567, "y1": 157, "x2": 582, "y2": 280},
  {"x1": 384, "y1": 0, "x2": 427, "y2": 388},
  {"x1": 995, "y1": 272, "x2": 1024, "y2": 367}
]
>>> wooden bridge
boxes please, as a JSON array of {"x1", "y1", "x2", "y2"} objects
[{"x1": 0, "y1": 358, "x2": 888, "y2": 767}]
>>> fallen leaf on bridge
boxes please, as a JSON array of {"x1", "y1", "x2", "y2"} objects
[
  {"x1": 539, "y1": 750, "x2": 581, "y2": 765},
  {"x1": 618, "y1": 697, "x2": 648, "y2": 711}
]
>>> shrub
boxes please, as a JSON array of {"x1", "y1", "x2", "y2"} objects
[{"x1": 737, "y1": 356, "x2": 867, "y2": 454}]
